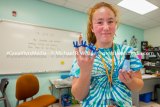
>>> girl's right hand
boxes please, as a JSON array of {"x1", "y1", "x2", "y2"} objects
[{"x1": 75, "y1": 46, "x2": 96, "y2": 74}]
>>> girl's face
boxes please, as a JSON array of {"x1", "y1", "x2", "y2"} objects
[{"x1": 92, "y1": 7, "x2": 117, "y2": 46}]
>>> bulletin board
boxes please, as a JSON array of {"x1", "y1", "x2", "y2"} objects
[{"x1": 0, "y1": 20, "x2": 80, "y2": 74}]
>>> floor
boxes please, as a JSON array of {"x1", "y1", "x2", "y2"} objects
[
  {"x1": 140, "y1": 101, "x2": 160, "y2": 107},
  {"x1": 51, "y1": 101, "x2": 160, "y2": 107}
]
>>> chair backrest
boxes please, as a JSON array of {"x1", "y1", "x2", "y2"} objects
[
  {"x1": 16, "y1": 74, "x2": 39, "y2": 101},
  {"x1": 0, "y1": 78, "x2": 9, "y2": 94}
]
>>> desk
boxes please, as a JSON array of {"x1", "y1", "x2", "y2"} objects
[
  {"x1": 132, "y1": 74, "x2": 160, "y2": 107},
  {"x1": 49, "y1": 79, "x2": 71, "y2": 107}
]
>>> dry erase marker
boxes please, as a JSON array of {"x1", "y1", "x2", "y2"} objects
[{"x1": 122, "y1": 53, "x2": 131, "y2": 71}]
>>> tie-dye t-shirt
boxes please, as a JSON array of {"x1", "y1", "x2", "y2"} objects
[{"x1": 70, "y1": 43, "x2": 143, "y2": 107}]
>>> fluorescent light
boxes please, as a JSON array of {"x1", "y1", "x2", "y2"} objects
[{"x1": 118, "y1": 0, "x2": 159, "y2": 15}]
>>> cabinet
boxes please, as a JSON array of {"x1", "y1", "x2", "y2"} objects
[
  {"x1": 142, "y1": 51, "x2": 160, "y2": 74},
  {"x1": 132, "y1": 76, "x2": 160, "y2": 107}
]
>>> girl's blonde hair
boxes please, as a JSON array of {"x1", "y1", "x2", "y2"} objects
[{"x1": 87, "y1": 2, "x2": 119, "y2": 44}]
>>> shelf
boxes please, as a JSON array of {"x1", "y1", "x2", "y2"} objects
[
  {"x1": 144, "y1": 50, "x2": 160, "y2": 52},
  {"x1": 142, "y1": 59, "x2": 160, "y2": 61},
  {"x1": 144, "y1": 66, "x2": 160, "y2": 69}
]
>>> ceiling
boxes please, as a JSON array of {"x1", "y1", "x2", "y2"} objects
[{"x1": 42, "y1": 0, "x2": 160, "y2": 30}]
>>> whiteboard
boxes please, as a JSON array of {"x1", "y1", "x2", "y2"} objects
[{"x1": 0, "y1": 20, "x2": 80, "y2": 74}]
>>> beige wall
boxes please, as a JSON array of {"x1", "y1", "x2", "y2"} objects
[{"x1": 144, "y1": 26, "x2": 160, "y2": 47}]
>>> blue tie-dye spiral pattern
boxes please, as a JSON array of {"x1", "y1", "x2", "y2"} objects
[{"x1": 70, "y1": 43, "x2": 143, "y2": 107}]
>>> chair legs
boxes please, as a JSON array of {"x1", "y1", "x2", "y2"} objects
[
  {"x1": 3, "y1": 93, "x2": 11, "y2": 107},
  {"x1": 0, "y1": 78, "x2": 10, "y2": 107},
  {"x1": 16, "y1": 101, "x2": 19, "y2": 107},
  {"x1": 4, "y1": 99, "x2": 7, "y2": 107}
]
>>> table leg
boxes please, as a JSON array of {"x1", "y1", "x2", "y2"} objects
[{"x1": 59, "y1": 89, "x2": 62, "y2": 107}]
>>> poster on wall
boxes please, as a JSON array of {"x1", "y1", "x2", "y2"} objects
[
  {"x1": 130, "y1": 35, "x2": 138, "y2": 48},
  {"x1": 122, "y1": 39, "x2": 128, "y2": 45},
  {"x1": 141, "y1": 41, "x2": 148, "y2": 52}
]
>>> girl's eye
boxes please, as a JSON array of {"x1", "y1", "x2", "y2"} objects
[
  {"x1": 108, "y1": 21, "x2": 114, "y2": 24},
  {"x1": 97, "y1": 21, "x2": 103, "y2": 24}
]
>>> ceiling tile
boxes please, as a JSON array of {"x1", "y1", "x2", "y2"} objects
[
  {"x1": 67, "y1": 0, "x2": 94, "y2": 7},
  {"x1": 42, "y1": 0, "x2": 66, "y2": 6},
  {"x1": 42, "y1": 0, "x2": 160, "y2": 30},
  {"x1": 152, "y1": 16, "x2": 160, "y2": 22},
  {"x1": 120, "y1": 19, "x2": 142, "y2": 29},
  {"x1": 140, "y1": 19, "x2": 160, "y2": 29},
  {"x1": 147, "y1": 0, "x2": 160, "y2": 7},
  {"x1": 93, "y1": 0, "x2": 121, "y2": 5},
  {"x1": 65, "y1": 1, "x2": 87, "y2": 12},
  {"x1": 144, "y1": 9, "x2": 160, "y2": 20}
]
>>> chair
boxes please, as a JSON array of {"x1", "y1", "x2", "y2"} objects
[
  {"x1": 16, "y1": 74, "x2": 56, "y2": 107},
  {"x1": 0, "y1": 78, "x2": 11, "y2": 107}
]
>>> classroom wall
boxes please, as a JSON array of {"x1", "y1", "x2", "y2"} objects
[
  {"x1": 0, "y1": 0, "x2": 144, "y2": 106},
  {"x1": 144, "y1": 26, "x2": 160, "y2": 47},
  {"x1": 115, "y1": 24, "x2": 144, "y2": 51}
]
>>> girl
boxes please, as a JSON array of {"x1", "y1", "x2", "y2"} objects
[{"x1": 71, "y1": 2, "x2": 144, "y2": 107}]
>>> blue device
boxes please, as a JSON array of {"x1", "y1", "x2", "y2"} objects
[{"x1": 123, "y1": 53, "x2": 131, "y2": 71}]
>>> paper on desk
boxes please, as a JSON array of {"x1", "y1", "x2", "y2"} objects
[{"x1": 53, "y1": 77, "x2": 72, "y2": 86}]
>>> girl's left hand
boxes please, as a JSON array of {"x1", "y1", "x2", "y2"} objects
[{"x1": 118, "y1": 69, "x2": 134, "y2": 84}]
